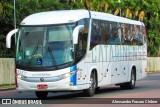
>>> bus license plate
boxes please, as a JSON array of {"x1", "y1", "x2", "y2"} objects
[{"x1": 37, "y1": 84, "x2": 48, "y2": 89}]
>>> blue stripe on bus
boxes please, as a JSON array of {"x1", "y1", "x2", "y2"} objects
[
  {"x1": 70, "y1": 65, "x2": 77, "y2": 72},
  {"x1": 70, "y1": 73, "x2": 77, "y2": 86},
  {"x1": 70, "y1": 65, "x2": 77, "y2": 86}
]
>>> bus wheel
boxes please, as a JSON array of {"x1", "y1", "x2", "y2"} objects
[
  {"x1": 120, "y1": 69, "x2": 136, "y2": 89},
  {"x1": 127, "y1": 69, "x2": 136, "y2": 89},
  {"x1": 83, "y1": 72, "x2": 96, "y2": 97},
  {"x1": 35, "y1": 91, "x2": 48, "y2": 99}
]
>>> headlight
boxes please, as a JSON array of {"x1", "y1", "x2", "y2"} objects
[
  {"x1": 59, "y1": 65, "x2": 78, "y2": 79},
  {"x1": 62, "y1": 73, "x2": 71, "y2": 78},
  {"x1": 16, "y1": 69, "x2": 26, "y2": 79},
  {"x1": 17, "y1": 74, "x2": 23, "y2": 79},
  {"x1": 60, "y1": 70, "x2": 76, "y2": 79}
]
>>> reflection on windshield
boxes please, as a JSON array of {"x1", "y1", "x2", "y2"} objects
[{"x1": 16, "y1": 24, "x2": 75, "y2": 67}]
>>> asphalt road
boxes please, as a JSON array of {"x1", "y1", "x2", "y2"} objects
[{"x1": 0, "y1": 73, "x2": 160, "y2": 106}]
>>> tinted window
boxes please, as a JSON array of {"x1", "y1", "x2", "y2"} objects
[
  {"x1": 76, "y1": 18, "x2": 89, "y2": 61},
  {"x1": 121, "y1": 24, "x2": 146, "y2": 46},
  {"x1": 90, "y1": 19, "x2": 99, "y2": 49},
  {"x1": 90, "y1": 19, "x2": 146, "y2": 50},
  {"x1": 109, "y1": 22, "x2": 121, "y2": 45}
]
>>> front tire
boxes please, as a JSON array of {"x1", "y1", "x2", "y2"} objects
[
  {"x1": 35, "y1": 91, "x2": 48, "y2": 99},
  {"x1": 83, "y1": 72, "x2": 96, "y2": 97}
]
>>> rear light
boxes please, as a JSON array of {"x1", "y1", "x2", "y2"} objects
[{"x1": 15, "y1": 68, "x2": 18, "y2": 87}]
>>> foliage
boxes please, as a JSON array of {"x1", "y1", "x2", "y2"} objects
[
  {"x1": 0, "y1": 0, "x2": 15, "y2": 57},
  {"x1": 0, "y1": 0, "x2": 160, "y2": 57}
]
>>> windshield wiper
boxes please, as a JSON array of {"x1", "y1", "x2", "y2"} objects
[
  {"x1": 47, "y1": 46, "x2": 58, "y2": 68},
  {"x1": 27, "y1": 41, "x2": 39, "y2": 66}
]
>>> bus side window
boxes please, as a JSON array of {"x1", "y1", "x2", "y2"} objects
[
  {"x1": 131, "y1": 25, "x2": 138, "y2": 45},
  {"x1": 136, "y1": 25, "x2": 143, "y2": 45},
  {"x1": 90, "y1": 19, "x2": 99, "y2": 49},
  {"x1": 117, "y1": 23, "x2": 122, "y2": 45},
  {"x1": 101, "y1": 20, "x2": 110, "y2": 44},
  {"x1": 108, "y1": 22, "x2": 113, "y2": 45},
  {"x1": 120, "y1": 23, "x2": 125, "y2": 44},
  {"x1": 109, "y1": 22, "x2": 121, "y2": 45},
  {"x1": 142, "y1": 26, "x2": 147, "y2": 44},
  {"x1": 139, "y1": 26, "x2": 143, "y2": 45},
  {"x1": 121, "y1": 23, "x2": 126, "y2": 45},
  {"x1": 76, "y1": 32, "x2": 87, "y2": 61},
  {"x1": 76, "y1": 18, "x2": 89, "y2": 61},
  {"x1": 105, "y1": 21, "x2": 110, "y2": 44},
  {"x1": 124, "y1": 24, "x2": 131, "y2": 45},
  {"x1": 90, "y1": 21, "x2": 94, "y2": 49},
  {"x1": 128, "y1": 24, "x2": 132, "y2": 42}
]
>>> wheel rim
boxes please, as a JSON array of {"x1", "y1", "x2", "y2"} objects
[
  {"x1": 90, "y1": 74, "x2": 96, "y2": 93},
  {"x1": 131, "y1": 72, "x2": 135, "y2": 85}
]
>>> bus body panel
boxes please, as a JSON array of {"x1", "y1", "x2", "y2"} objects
[{"x1": 83, "y1": 43, "x2": 147, "y2": 87}]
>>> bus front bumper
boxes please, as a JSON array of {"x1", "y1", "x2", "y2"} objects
[{"x1": 16, "y1": 79, "x2": 87, "y2": 91}]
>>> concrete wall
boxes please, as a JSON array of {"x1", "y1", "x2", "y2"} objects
[
  {"x1": 0, "y1": 58, "x2": 159, "y2": 85},
  {"x1": 0, "y1": 58, "x2": 15, "y2": 85},
  {"x1": 147, "y1": 57, "x2": 160, "y2": 72}
]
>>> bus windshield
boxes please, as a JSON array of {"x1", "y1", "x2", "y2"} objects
[{"x1": 16, "y1": 24, "x2": 75, "y2": 68}]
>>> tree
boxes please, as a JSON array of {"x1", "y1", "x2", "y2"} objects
[
  {"x1": 0, "y1": 1, "x2": 15, "y2": 57},
  {"x1": 0, "y1": 0, "x2": 160, "y2": 57}
]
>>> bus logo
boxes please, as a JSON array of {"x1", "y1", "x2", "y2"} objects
[{"x1": 40, "y1": 78, "x2": 44, "y2": 82}]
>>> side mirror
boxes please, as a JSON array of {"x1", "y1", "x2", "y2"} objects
[
  {"x1": 73, "y1": 25, "x2": 84, "y2": 44},
  {"x1": 6, "y1": 29, "x2": 18, "y2": 48}
]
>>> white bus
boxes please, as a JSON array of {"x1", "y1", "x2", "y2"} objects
[{"x1": 6, "y1": 10, "x2": 147, "y2": 99}]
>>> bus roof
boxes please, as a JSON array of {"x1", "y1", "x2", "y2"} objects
[{"x1": 21, "y1": 9, "x2": 144, "y2": 26}]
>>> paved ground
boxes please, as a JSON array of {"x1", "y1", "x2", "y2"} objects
[{"x1": 0, "y1": 73, "x2": 160, "y2": 107}]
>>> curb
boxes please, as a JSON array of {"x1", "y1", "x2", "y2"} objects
[
  {"x1": 0, "y1": 87, "x2": 16, "y2": 91},
  {"x1": 147, "y1": 72, "x2": 160, "y2": 74},
  {"x1": 0, "y1": 85, "x2": 16, "y2": 91}
]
